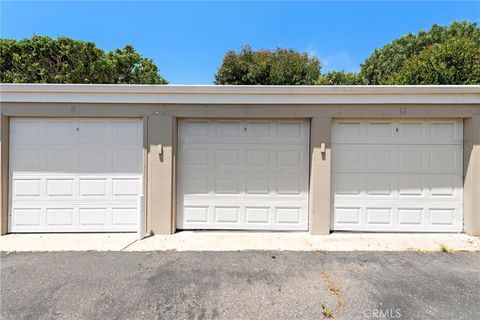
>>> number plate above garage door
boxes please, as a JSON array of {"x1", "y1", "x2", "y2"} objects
[{"x1": 177, "y1": 119, "x2": 310, "y2": 231}]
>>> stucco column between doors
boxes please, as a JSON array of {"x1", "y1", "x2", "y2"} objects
[
  {"x1": 309, "y1": 117, "x2": 332, "y2": 235},
  {"x1": 464, "y1": 115, "x2": 480, "y2": 236},
  {"x1": 0, "y1": 115, "x2": 8, "y2": 235},
  {"x1": 147, "y1": 113, "x2": 175, "y2": 235}
]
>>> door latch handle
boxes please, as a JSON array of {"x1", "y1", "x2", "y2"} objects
[{"x1": 320, "y1": 143, "x2": 326, "y2": 154}]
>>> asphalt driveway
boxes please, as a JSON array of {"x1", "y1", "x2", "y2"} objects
[{"x1": 1, "y1": 252, "x2": 479, "y2": 320}]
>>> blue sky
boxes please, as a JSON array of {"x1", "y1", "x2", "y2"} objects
[{"x1": 1, "y1": 1, "x2": 479, "y2": 84}]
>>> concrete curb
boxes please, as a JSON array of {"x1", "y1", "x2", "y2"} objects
[{"x1": 1, "y1": 232, "x2": 479, "y2": 252}]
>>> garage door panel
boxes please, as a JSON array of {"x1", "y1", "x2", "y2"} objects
[
  {"x1": 182, "y1": 194, "x2": 308, "y2": 205},
  {"x1": 79, "y1": 208, "x2": 107, "y2": 226},
  {"x1": 366, "y1": 207, "x2": 393, "y2": 225},
  {"x1": 78, "y1": 120, "x2": 107, "y2": 138},
  {"x1": 214, "y1": 178, "x2": 241, "y2": 194},
  {"x1": 112, "y1": 146, "x2": 142, "y2": 171},
  {"x1": 333, "y1": 145, "x2": 462, "y2": 174},
  {"x1": 398, "y1": 177, "x2": 424, "y2": 197},
  {"x1": 245, "y1": 207, "x2": 270, "y2": 224},
  {"x1": 366, "y1": 122, "x2": 394, "y2": 140},
  {"x1": 276, "y1": 207, "x2": 302, "y2": 224},
  {"x1": 9, "y1": 118, "x2": 142, "y2": 233},
  {"x1": 277, "y1": 121, "x2": 304, "y2": 139},
  {"x1": 246, "y1": 122, "x2": 272, "y2": 138},
  {"x1": 46, "y1": 120, "x2": 76, "y2": 140},
  {"x1": 181, "y1": 120, "x2": 210, "y2": 139},
  {"x1": 10, "y1": 146, "x2": 46, "y2": 171},
  {"x1": 246, "y1": 178, "x2": 270, "y2": 195},
  {"x1": 215, "y1": 149, "x2": 241, "y2": 168},
  {"x1": 178, "y1": 119, "x2": 309, "y2": 230},
  {"x1": 183, "y1": 177, "x2": 210, "y2": 194},
  {"x1": 180, "y1": 119, "x2": 308, "y2": 145},
  {"x1": 181, "y1": 205, "x2": 307, "y2": 230},
  {"x1": 181, "y1": 173, "x2": 308, "y2": 199},
  {"x1": 12, "y1": 207, "x2": 42, "y2": 227},
  {"x1": 334, "y1": 173, "x2": 462, "y2": 202},
  {"x1": 46, "y1": 208, "x2": 75, "y2": 226},
  {"x1": 333, "y1": 119, "x2": 463, "y2": 145},
  {"x1": 78, "y1": 146, "x2": 109, "y2": 170},
  {"x1": 216, "y1": 121, "x2": 243, "y2": 138},
  {"x1": 332, "y1": 119, "x2": 463, "y2": 232},
  {"x1": 429, "y1": 208, "x2": 458, "y2": 226},
  {"x1": 277, "y1": 150, "x2": 303, "y2": 168},
  {"x1": 11, "y1": 119, "x2": 45, "y2": 142},
  {"x1": 246, "y1": 149, "x2": 271, "y2": 167},
  {"x1": 334, "y1": 204, "x2": 462, "y2": 232},
  {"x1": 13, "y1": 178, "x2": 42, "y2": 198},
  {"x1": 112, "y1": 120, "x2": 143, "y2": 140},
  {"x1": 46, "y1": 146, "x2": 75, "y2": 170},
  {"x1": 214, "y1": 206, "x2": 241, "y2": 223},
  {"x1": 111, "y1": 208, "x2": 138, "y2": 226},
  {"x1": 335, "y1": 207, "x2": 361, "y2": 225},
  {"x1": 430, "y1": 178, "x2": 457, "y2": 197},
  {"x1": 181, "y1": 148, "x2": 307, "y2": 174},
  {"x1": 112, "y1": 178, "x2": 140, "y2": 197},
  {"x1": 79, "y1": 178, "x2": 107, "y2": 197},
  {"x1": 183, "y1": 206, "x2": 209, "y2": 223},
  {"x1": 397, "y1": 208, "x2": 424, "y2": 225},
  {"x1": 276, "y1": 178, "x2": 303, "y2": 195}
]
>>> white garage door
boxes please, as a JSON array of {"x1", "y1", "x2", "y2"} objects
[
  {"x1": 9, "y1": 118, "x2": 143, "y2": 232},
  {"x1": 332, "y1": 119, "x2": 463, "y2": 232},
  {"x1": 178, "y1": 119, "x2": 309, "y2": 230}
]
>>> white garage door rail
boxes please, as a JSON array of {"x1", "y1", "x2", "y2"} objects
[{"x1": 9, "y1": 118, "x2": 143, "y2": 232}]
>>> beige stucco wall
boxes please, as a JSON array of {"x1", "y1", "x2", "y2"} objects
[
  {"x1": 464, "y1": 115, "x2": 480, "y2": 236},
  {"x1": 147, "y1": 113, "x2": 175, "y2": 235},
  {"x1": 1, "y1": 115, "x2": 9, "y2": 235},
  {"x1": 1, "y1": 102, "x2": 479, "y2": 235},
  {"x1": 309, "y1": 117, "x2": 331, "y2": 235}
]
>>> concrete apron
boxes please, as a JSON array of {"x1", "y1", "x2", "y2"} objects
[{"x1": 1, "y1": 232, "x2": 479, "y2": 252}]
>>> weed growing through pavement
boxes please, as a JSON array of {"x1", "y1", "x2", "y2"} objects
[{"x1": 439, "y1": 243, "x2": 451, "y2": 253}]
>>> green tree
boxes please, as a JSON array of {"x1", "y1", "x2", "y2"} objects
[
  {"x1": 360, "y1": 21, "x2": 480, "y2": 84},
  {"x1": 214, "y1": 45, "x2": 321, "y2": 85},
  {"x1": 0, "y1": 36, "x2": 167, "y2": 84},
  {"x1": 316, "y1": 70, "x2": 367, "y2": 85},
  {"x1": 384, "y1": 37, "x2": 480, "y2": 84}
]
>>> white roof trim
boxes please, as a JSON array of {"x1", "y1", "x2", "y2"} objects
[{"x1": 1, "y1": 84, "x2": 479, "y2": 105}]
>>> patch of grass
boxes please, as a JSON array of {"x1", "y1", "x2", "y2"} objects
[
  {"x1": 439, "y1": 243, "x2": 451, "y2": 253},
  {"x1": 321, "y1": 304, "x2": 335, "y2": 318}
]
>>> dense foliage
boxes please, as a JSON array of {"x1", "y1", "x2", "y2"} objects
[
  {"x1": 0, "y1": 36, "x2": 167, "y2": 84},
  {"x1": 383, "y1": 36, "x2": 480, "y2": 85},
  {"x1": 214, "y1": 45, "x2": 321, "y2": 85},
  {"x1": 316, "y1": 70, "x2": 367, "y2": 85},
  {"x1": 360, "y1": 21, "x2": 480, "y2": 84},
  {"x1": 215, "y1": 21, "x2": 479, "y2": 85}
]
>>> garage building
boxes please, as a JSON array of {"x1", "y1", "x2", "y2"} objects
[{"x1": 1, "y1": 84, "x2": 479, "y2": 236}]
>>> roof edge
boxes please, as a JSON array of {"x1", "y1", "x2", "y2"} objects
[
  {"x1": 2, "y1": 83, "x2": 480, "y2": 94},
  {"x1": 1, "y1": 83, "x2": 479, "y2": 105}
]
